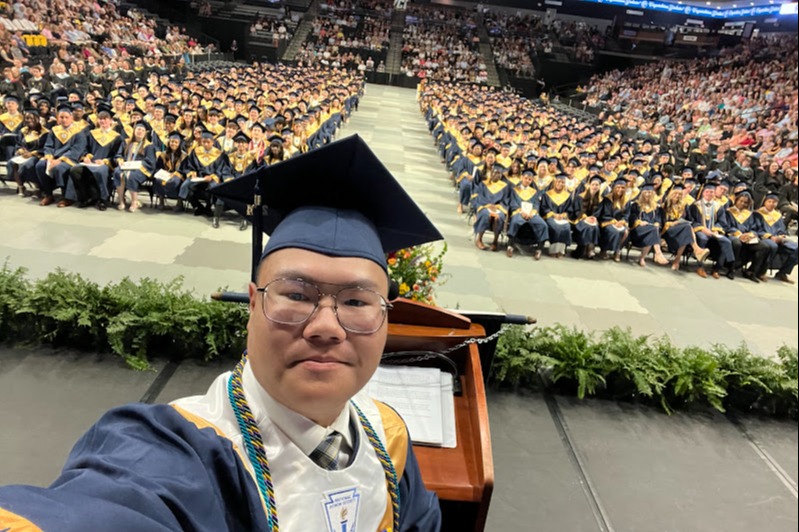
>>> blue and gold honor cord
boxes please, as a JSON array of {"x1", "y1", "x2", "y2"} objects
[{"x1": 227, "y1": 355, "x2": 401, "y2": 532}]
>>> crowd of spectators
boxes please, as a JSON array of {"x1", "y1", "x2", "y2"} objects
[
  {"x1": 401, "y1": 5, "x2": 487, "y2": 84},
  {"x1": 249, "y1": 15, "x2": 293, "y2": 42},
  {"x1": 0, "y1": 0, "x2": 202, "y2": 76},
  {"x1": 579, "y1": 34, "x2": 798, "y2": 176},
  {"x1": 297, "y1": 0, "x2": 390, "y2": 73},
  {"x1": 484, "y1": 12, "x2": 542, "y2": 78}
]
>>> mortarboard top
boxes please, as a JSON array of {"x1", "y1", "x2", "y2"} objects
[
  {"x1": 764, "y1": 191, "x2": 779, "y2": 201},
  {"x1": 612, "y1": 177, "x2": 628, "y2": 187},
  {"x1": 144, "y1": 94, "x2": 157, "y2": 102},
  {"x1": 200, "y1": 126, "x2": 215, "y2": 140},
  {"x1": 234, "y1": 132, "x2": 250, "y2": 143},
  {"x1": 132, "y1": 120, "x2": 151, "y2": 132},
  {"x1": 735, "y1": 188, "x2": 752, "y2": 199},
  {"x1": 682, "y1": 167, "x2": 694, "y2": 174},
  {"x1": 671, "y1": 183, "x2": 685, "y2": 192},
  {"x1": 268, "y1": 134, "x2": 284, "y2": 144},
  {"x1": 72, "y1": 101, "x2": 85, "y2": 110},
  {"x1": 164, "y1": 112, "x2": 178, "y2": 123},
  {"x1": 553, "y1": 174, "x2": 567, "y2": 181},
  {"x1": 701, "y1": 181, "x2": 715, "y2": 190},
  {"x1": 211, "y1": 135, "x2": 443, "y2": 275},
  {"x1": 167, "y1": 131, "x2": 183, "y2": 141},
  {"x1": 640, "y1": 183, "x2": 655, "y2": 192},
  {"x1": 685, "y1": 177, "x2": 698, "y2": 186},
  {"x1": 130, "y1": 106, "x2": 144, "y2": 116},
  {"x1": 56, "y1": 102, "x2": 73, "y2": 114},
  {"x1": 250, "y1": 122, "x2": 265, "y2": 132},
  {"x1": 719, "y1": 179, "x2": 733, "y2": 189},
  {"x1": 522, "y1": 169, "x2": 534, "y2": 176},
  {"x1": 3, "y1": 94, "x2": 19, "y2": 103},
  {"x1": 208, "y1": 108, "x2": 220, "y2": 115},
  {"x1": 235, "y1": 114, "x2": 248, "y2": 123},
  {"x1": 485, "y1": 146, "x2": 500, "y2": 155},
  {"x1": 589, "y1": 175, "x2": 604, "y2": 184}
]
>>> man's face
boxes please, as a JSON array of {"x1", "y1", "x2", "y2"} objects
[
  {"x1": 247, "y1": 248, "x2": 389, "y2": 422},
  {"x1": 702, "y1": 188, "x2": 715, "y2": 202},
  {"x1": 5, "y1": 100, "x2": 18, "y2": 113},
  {"x1": 98, "y1": 115, "x2": 111, "y2": 129},
  {"x1": 59, "y1": 110, "x2": 73, "y2": 127},
  {"x1": 201, "y1": 137, "x2": 213, "y2": 150}
]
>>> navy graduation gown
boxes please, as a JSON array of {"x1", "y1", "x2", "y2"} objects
[
  {"x1": 628, "y1": 203, "x2": 663, "y2": 248},
  {"x1": 0, "y1": 403, "x2": 441, "y2": 532}
]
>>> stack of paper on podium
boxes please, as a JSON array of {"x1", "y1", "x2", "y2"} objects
[{"x1": 365, "y1": 365, "x2": 457, "y2": 448}]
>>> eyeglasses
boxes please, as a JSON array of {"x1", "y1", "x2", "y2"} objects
[{"x1": 256, "y1": 278, "x2": 392, "y2": 334}]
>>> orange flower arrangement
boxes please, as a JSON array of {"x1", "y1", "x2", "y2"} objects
[{"x1": 386, "y1": 243, "x2": 448, "y2": 305}]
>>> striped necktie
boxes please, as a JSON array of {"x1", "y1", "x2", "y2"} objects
[{"x1": 309, "y1": 431, "x2": 343, "y2": 471}]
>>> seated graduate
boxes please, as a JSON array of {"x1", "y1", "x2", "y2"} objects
[
  {"x1": 180, "y1": 127, "x2": 232, "y2": 217},
  {"x1": 755, "y1": 192, "x2": 798, "y2": 284},
  {"x1": 34, "y1": 103, "x2": 87, "y2": 207},
  {"x1": 539, "y1": 173, "x2": 574, "y2": 258},
  {"x1": 113, "y1": 121, "x2": 156, "y2": 213},
  {"x1": 570, "y1": 174, "x2": 602, "y2": 260},
  {"x1": 473, "y1": 167, "x2": 510, "y2": 251},
  {"x1": 721, "y1": 189, "x2": 771, "y2": 283},
  {"x1": 532, "y1": 158, "x2": 553, "y2": 193},
  {"x1": 687, "y1": 182, "x2": 736, "y2": 280},
  {"x1": 211, "y1": 133, "x2": 256, "y2": 230},
  {"x1": 70, "y1": 105, "x2": 125, "y2": 211},
  {"x1": 264, "y1": 135, "x2": 287, "y2": 166},
  {"x1": 7, "y1": 108, "x2": 48, "y2": 197},
  {"x1": 0, "y1": 135, "x2": 443, "y2": 532},
  {"x1": 660, "y1": 185, "x2": 708, "y2": 272},
  {"x1": 596, "y1": 177, "x2": 630, "y2": 262},
  {"x1": 503, "y1": 157, "x2": 523, "y2": 188},
  {"x1": 506, "y1": 169, "x2": 548, "y2": 259},
  {"x1": 628, "y1": 183, "x2": 670, "y2": 267},
  {"x1": 0, "y1": 94, "x2": 24, "y2": 163},
  {"x1": 455, "y1": 141, "x2": 486, "y2": 215},
  {"x1": 154, "y1": 131, "x2": 188, "y2": 211}
]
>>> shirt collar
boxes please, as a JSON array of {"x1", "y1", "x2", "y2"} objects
[{"x1": 241, "y1": 360, "x2": 353, "y2": 456}]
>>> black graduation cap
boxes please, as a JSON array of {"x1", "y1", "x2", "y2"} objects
[
  {"x1": 233, "y1": 132, "x2": 250, "y2": 143},
  {"x1": 168, "y1": 131, "x2": 183, "y2": 141},
  {"x1": 612, "y1": 177, "x2": 628, "y2": 187},
  {"x1": 132, "y1": 120, "x2": 151, "y2": 133},
  {"x1": 3, "y1": 94, "x2": 19, "y2": 103},
  {"x1": 589, "y1": 175, "x2": 604, "y2": 184},
  {"x1": 164, "y1": 112, "x2": 178, "y2": 123},
  {"x1": 640, "y1": 183, "x2": 655, "y2": 192},
  {"x1": 56, "y1": 102, "x2": 73, "y2": 114},
  {"x1": 211, "y1": 135, "x2": 443, "y2": 278}
]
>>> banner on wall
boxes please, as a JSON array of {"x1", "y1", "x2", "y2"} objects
[{"x1": 580, "y1": 0, "x2": 786, "y2": 19}]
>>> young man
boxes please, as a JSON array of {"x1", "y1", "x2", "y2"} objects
[{"x1": 0, "y1": 136, "x2": 443, "y2": 531}]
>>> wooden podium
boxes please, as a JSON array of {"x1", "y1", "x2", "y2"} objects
[{"x1": 385, "y1": 299, "x2": 494, "y2": 532}]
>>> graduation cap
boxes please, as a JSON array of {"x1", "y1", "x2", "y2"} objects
[
  {"x1": 211, "y1": 135, "x2": 443, "y2": 280},
  {"x1": 612, "y1": 177, "x2": 628, "y2": 187},
  {"x1": 764, "y1": 191, "x2": 780, "y2": 201},
  {"x1": 56, "y1": 102, "x2": 73, "y2": 114},
  {"x1": 588, "y1": 175, "x2": 604, "y2": 184},
  {"x1": 640, "y1": 183, "x2": 655, "y2": 192},
  {"x1": 268, "y1": 134, "x2": 284, "y2": 144},
  {"x1": 3, "y1": 94, "x2": 19, "y2": 104},
  {"x1": 164, "y1": 112, "x2": 178, "y2": 123},
  {"x1": 167, "y1": 131, "x2": 183, "y2": 141},
  {"x1": 234, "y1": 132, "x2": 250, "y2": 144},
  {"x1": 132, "y1": 120, "x2": 151, "y2": 133}
]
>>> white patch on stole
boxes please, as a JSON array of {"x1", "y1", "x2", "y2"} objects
[{"x1": 322, "y1": 486, "x2": 361, "y2": 532}]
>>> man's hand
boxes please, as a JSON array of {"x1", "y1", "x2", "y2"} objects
[{"x1": 701, "y1": 227, "x2": 713, "y2": 237}]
